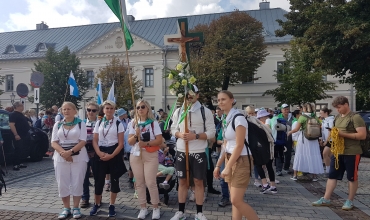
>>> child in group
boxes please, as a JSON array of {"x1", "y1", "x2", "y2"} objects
[{"x1": 157, "y1": 139, "x2": 175, "y2": 190}]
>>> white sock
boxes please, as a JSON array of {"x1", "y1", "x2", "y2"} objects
[
  {"x1": 105, "y1": 180, "x2": 110, "y2": 184},
  {"x1": 163, "y1": 181, "x2": 168, "y2": 184},
  {"x1": 326, "y1": 166, "x2": 330, "y2": 172},
  {"x1": 263, "y1": 184, "x2": 268, "y2": 187}
]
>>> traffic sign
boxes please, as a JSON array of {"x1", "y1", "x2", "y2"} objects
[{"x1": 34, "y1": 88, "x2": 40, "y2": 104}]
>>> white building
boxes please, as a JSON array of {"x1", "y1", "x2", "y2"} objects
[{"x1": 0, "y1": 1, "x2": 355, "y2": 113}]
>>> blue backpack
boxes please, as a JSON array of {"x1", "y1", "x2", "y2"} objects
[
  {"x1": 34, "y1": 118, "x2": 42, "y2": 129},
  {"x1": 275, "y1": 118, "x2": 288, "y2": 146}
]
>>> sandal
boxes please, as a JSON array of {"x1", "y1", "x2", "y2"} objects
[
  {"x1": 58, "y1": 208, "x2": 71, "y2": 219},
  {"x1": 72, "y1": 208, "x2": 82, "y2": 219}
]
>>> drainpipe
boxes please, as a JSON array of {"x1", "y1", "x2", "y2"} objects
[{"x1": 163, "y1": 46, "x2": 168, "y2": 110}]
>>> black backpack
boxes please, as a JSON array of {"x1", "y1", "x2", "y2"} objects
[{"x1": 231, "y1": 114, "x2": 271, "y2": 173}]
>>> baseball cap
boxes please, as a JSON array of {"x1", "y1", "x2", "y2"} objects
[
  {"x1": 157, "y1": 109, "x2": 164, "y2": 112},
  {"x1": 115, "y1": 108, "x2": 127, "y2": 117},
  {"x1": 257, "y1": 109, "x2": 270, "y2": 119},
  {"x1": 190, "y1": 84, "x2": 199, "y2": 93},
  {"x1": 281, "y1": 104, "x2": 289, "y2": 109}
]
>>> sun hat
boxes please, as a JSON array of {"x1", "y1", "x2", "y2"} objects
[{"x1": 257, "y1": 109, "x2": 270, "y2": 119}]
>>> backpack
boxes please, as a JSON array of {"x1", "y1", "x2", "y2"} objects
[
  {"x1": 231, "y1": 114, "x2": 272, "y2": 171},
  {"x1": 302, "y1": 115, "x2": 321, "y2": 140},
  {"x1": 177, "y1": 105, "x2": 206, "y2": 132},
  {"x1": 98, "y1": 119, "x2": 122, "y2": 133},
  {"x1": 57, "y1": 113, "x2": 64, "y2": 121},
  {"x1": 34, "y1": 118, "x2": 42, "y2": 129},
  {"x1": 275, "y1": 118, "x2": 288, "y2": 146},
  {"x1": 334, "y1": 113, "x2": 370, "y2": 157}
]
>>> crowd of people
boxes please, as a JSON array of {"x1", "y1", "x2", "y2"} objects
[{"x1": 3, "y1": 86, "x2": 367, "y2": 219}]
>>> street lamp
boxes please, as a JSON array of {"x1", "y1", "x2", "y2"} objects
[
  {"x1": 139, "y1": 87, "x2": 145, "y2": 99},
  {"x1": 10, "y1": 92, "x2": 15, "y2": 104}
]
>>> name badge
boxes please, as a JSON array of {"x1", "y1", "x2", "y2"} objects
[
  {"x1": 87, "y1": 134, "x2": 93, "y2": 141},
  {"x1": 100, "y1": 139, "x2": 108, "y2": 146},
  {"x1": 63, "y1": 140, "x2": 76, "y2": 144}
]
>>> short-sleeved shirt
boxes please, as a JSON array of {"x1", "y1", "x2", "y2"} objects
[
  {"x1": 93, "y1": 117, "x2": 124, "y2": 147},
  {"x1": 128, "y1": 120, "x2": 162, "y2": 142},
  {"x1": 335, "y1": 113, "x2": 365, "y2": 155},
  {"x1": 223, "y1": 108, "x2": 250, "y2": 156},
  {"x1": 51, "y1": 120, "x2": 88, "y2": 162},
  {"x1": 9, "y1": 111, "x2": 30, "y2": 137}
]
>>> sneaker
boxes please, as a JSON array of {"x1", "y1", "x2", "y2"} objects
[
  {"x1": 152, "y1": 208, "x2": 161, "y2": 220},
  {"x1": 105, "y1": 183, "x2": 111, "y2": 191},
  {"x1": 276, "y1": 171, "x2": 283, "y2": 176},
  {"x1": 72, "y1": 208, "x2": 82, "y2": 219},
  {"x1": 270, "y1": 187, "x2": 278, "y2": 194},
  {"x1": 134, "y1": 190, "x2": 138, "y2": 199},
  {"x1": 170, "y1": 211, "x2": 186, "y2": 220},
  {"x1": 342, "y1": 199, "x2": 354, "y2": 210},
  {"x1": 19, "y1": 164, "x2": 27, "y2": 168},
  {"x1": 80, "y1": 200, "x2": 89, "y2": 208},
  {"x1": 137, "y1": 208, "x2": 148, "y2": 219},
  {"x1": 189, "y1": 191, "x2": 195, "y2": 202},
  {"x1": 291, "y1": 176, "x2": 297, "y2": 181},
  {"x1": 195, "y1": 212, "x2": 207, "y2": 220},
  {"x1": 254, "y1": 181, "x2": 262, "y2": 187},
  {"x1": 159, "y1": 182, "x2": 170, "y2": 190},
  {"x1": 13, "y1": 165, "x2": 20, "y2": 171},
  {"x1": 218, "y1": 197, "x2": 231, "y2": 207},
  {"x1": 108, "y1": 205, "x2": 116, "y2": 217},
  {"x1": 260, "y1": 185, "x2": 271, "y2": 194},
  {"x1": 89, "y1": 204, "x2": 101, "y2": 216},
  {"x1": 312, "y1": 197, "x2": 331, "y2": 206},
  {"x1": 275, "y1": 179, "x2": 280, "y2": 184},
  {"x1": 58, "y1": 208, "x2": 71, "y2": 219},
  {"x1": 282, "y1": 169, "x2": 290, "y2": 174},
  {"x1": 312, "y1": 178, "x2": 318, "y2": 182}
]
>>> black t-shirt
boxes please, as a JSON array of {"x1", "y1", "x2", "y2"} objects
[{"x1": 9, "y1": 111, "x2": 31, "y2": 137}]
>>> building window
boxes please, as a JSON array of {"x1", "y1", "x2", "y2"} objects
[
  {"x1": 38, "y1": 43, "x2": 46, "y2": 51},
  {"x1": 276, "y1": 61, "x2": 285, "y2": 83},
  {"x1": 86, "y1": 71, "x2": 94, "y2": 89},
  {"x1": 6, "y1": 75, "x2": 14, "y2": 92},
  {"x1": 242, "y1": 75, "x2": 254, "y2": 84},
  {"x1": 5, "y1": 45, "x2": 15, "y2": 54},
  {"x1": 316, "y1": 103, "x2": 328, "y2": 113},
  {"x1": 145, "y1": 68, "x2": 154, "y2": 87}
]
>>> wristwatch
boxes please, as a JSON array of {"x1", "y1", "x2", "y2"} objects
[
  {"x1": 196, "y1": 134, "x2": 200, "y2": 140},
  {"x1": 70, "y1": 149, "x2": 75, "y2": 154}
]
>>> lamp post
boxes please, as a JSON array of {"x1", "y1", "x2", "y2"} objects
[
  {"x1": 10, "y1": 92, "x2": 15, "y2": 105},
  {"x1": 139, "y1": 87, "x2": 145, "y2": 99}
]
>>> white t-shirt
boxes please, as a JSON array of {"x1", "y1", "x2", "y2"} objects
[
  {"x1": 224, "y1": 108, "x2": 250, "y2": 156},
  {"x1": 265, "y1": 118, "x2": 271, "y2": 127},
  {"x1": 51, "y1": 120, "x2": 88, "y2": 162},
  {"x1": 93, "y1": 117, "x2": 125, "y2": 147},
  {"x1": 128, "y1": 120, "x2": 162, "y2": 142}
]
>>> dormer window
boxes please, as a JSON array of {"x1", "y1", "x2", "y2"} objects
[
  {"x1": 37, "y1": 43, "x2": 47, "y2": 52},
  {"x1": 5, "y1": 45, "x2": 16, "y2": 54}
]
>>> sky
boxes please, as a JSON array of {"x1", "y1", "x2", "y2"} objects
[{"x1": 0, "y1": 0, "x2": 291, "y2": 33}]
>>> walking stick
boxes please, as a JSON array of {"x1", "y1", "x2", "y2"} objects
[{"x1": 184, "y1": 99, "x2": 190, "y2": 187}]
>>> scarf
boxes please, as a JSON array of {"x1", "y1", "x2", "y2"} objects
[
  {"x1": 102, "y1": 116, "x2": 114, "y2": 127},
  {"x1": 58, "y1": 117, "x2": 82, "y2": 129},
  {"x1": 138, "y1": 118, "x2": 154, "y2": 127}
]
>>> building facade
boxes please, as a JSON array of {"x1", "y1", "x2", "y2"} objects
[{"x1": 0, "y1": 2, "x2": 355, "y2": 114}]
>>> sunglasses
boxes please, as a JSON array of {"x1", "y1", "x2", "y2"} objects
[
  {"x1": 136, "y1": 105, "x2": 146, "y2": 110},
  {"x1": 87, "y1": 108, "x2": 97, "y2": 113}
]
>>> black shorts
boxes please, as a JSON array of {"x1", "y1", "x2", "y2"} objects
[
  {"x1": 176, "y1": 152, "x2": 207, "y2": 181},
  {"x1": 328, "y1": 155, "x2": 361, "y2": 181}
]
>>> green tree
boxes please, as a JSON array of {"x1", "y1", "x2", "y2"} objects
[
  {"x1": 189, "y1": 10, "x2": 268, "y2": 101},
  {"x1": 97, "y1": 57, "x2": 141, "y2": 109},
  {"x1": 264, "y1": 41, "x2": 336, "y2": 106},
  {"x1": 276, "y1": 0, "x2": 370, "y2": 95},
  {"x1": 34, "y1": 47, "x2": 89, "y2": 109}
]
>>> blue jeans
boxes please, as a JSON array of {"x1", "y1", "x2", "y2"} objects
[
  {"x1": 254, "y1": 166, "x2": 259, "y2": 180},
  {"x1": 219, "y1": 159, "x2": 229, "y2": 199},
  {"x1": 81, "y1": 160, "x2": 91, "y2": 201}
]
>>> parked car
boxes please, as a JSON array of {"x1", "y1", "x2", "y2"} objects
[{"x1": 0, "y1": 110, "x2": 49, "y2": 165}]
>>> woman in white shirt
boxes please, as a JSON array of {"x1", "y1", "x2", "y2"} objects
[
  {"x1": 90, "y1": 100, "x2": 126, "y2": 217},
  {"x1": 214, "y1": 91, "x2": 259, "y2": 220},
  {"x1": 51, "y1": 102, "x2": 88, "y2": 219},
  {"x1": 128, "y1": 100, "x2": 162, "y2": 220}
]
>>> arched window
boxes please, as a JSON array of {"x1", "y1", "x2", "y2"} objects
[
  {"x1": 37, "y1": 43, "x2": 47, "y2": 51},
  {"x1": 5, "y1": 45, "x2": 16, "y2": 54}
]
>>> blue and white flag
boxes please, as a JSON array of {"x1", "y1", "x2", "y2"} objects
[
  {"x1": 68, "y1": 71, "x2": 79, "y2": 97},
  {"x1": 96, "y1": 78, "x2": 103, "y2": 105},
  {"x1": 107, "y1": 81, "x2": 116, "y2": 103}
]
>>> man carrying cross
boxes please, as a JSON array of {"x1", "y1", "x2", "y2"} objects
[{"x1": 171, "y1": 85, "x2": 216, "y2": 220}]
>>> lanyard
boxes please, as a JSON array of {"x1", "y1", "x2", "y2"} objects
[
  {"x1": 102, "y1": 119, "x2": 114, "y2": 139},
  {"x1": 62, "y1": 126, "x2": 71, "y2": 139}
]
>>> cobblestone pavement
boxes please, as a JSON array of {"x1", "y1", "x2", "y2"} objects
[{"x1": 0, "y1": 156, "x2": 369, "y2": 219}]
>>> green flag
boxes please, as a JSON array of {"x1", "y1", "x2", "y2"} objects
[{"x1": 105, "y1": 0, "x2": 134, "y2": 50}]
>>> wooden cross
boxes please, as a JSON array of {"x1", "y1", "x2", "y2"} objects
[{"x1": 164, "y1": 18, "x2": 204, "y2": 62}]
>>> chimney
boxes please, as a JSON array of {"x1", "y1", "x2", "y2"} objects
[
  {"x1": 259, "y1": 1, "x2": 270, "y2": 10},
  {"x1": 127, "y1": 15, "x2": 135, "y2": 21},
  {"x1": 36, "y1": 21, "x2": 49, "y2": 30}
]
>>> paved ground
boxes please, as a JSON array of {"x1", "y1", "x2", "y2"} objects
[{"x1": 0, "y1": 156, "x2": 369, "y2": 219}]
